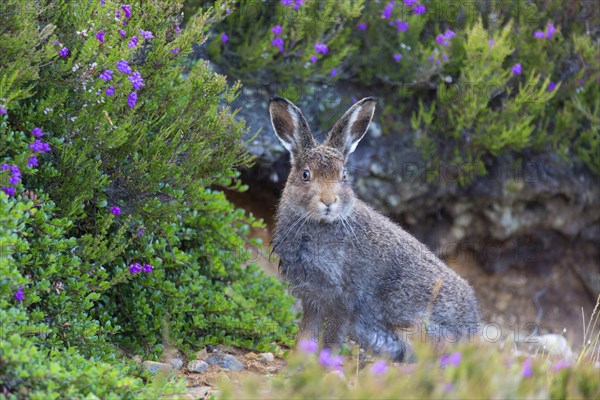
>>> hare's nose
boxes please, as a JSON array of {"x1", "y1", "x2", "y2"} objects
[{"x1": 321, "y1": 196, "x2": 337, "y2": 207}]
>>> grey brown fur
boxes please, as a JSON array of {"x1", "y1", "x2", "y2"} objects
[{"x1": 269, "y1": 96, "x2": 480, "y2": 361}]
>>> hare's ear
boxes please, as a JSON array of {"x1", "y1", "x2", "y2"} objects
[
  {"x1": 269, "y1": 97, "x2": 315, "y2": 160},
  {"x1": 325, "y1": 97, "x2": 376, "y2": 160}
]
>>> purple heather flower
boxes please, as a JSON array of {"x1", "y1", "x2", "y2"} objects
[
  {"x1": 116, "y1": 60, "x2": 132, "y2": 74},
  {"x1": 547, "y1": 81, "x2": 557, "y2": 91},
  {"x1": 53, "y1": 39, "x2": 61, "y2": 46},
  {"x1": 221, "y1": 33, "x2": 228, "y2": 43},
  {"x1": 127, "y1": 91, "x2": 138, "y2": 108},
  {"x1": 299, "y1": 338, "x2": 318, "y2": 353},
  {"x1": 436, "y1": 34, "x2": 449, "y2": 46},
  {"x1": 119, "y1": 29, "x2": 127, "y2": 37},
  {"x1": 413, "y1": 3, "x2": 426, "y2": 14},
  {"x1": 116, "y1": 10, "x2": 121, "y2": 19},
  {"x1": 128, "y1": 36, "x2": 138, "y2": 48},
  {"x1": 310, "y1": 55, "x2": 318, "y2": 63},
  {"x1": 271, "y1": 25, "x2": 283, "y2": 35},
  {"x1": 314, "y1": 42, "x2": 328, "y2": 54},
  {"x1": 442, "y1": 54, "x2": 449, "y2": 61},
  {"x1": 100, "y1": 0, "x2": 105, "y2": 4},
  {"x1": 534, "y1": 30, "x2": 545, "y2": 39},
  {"x1": 371, "y1": 360, "x2": 388, "y2": 375},
  {"x1": 136, "y1": 227, "x2": 144, "y2": 237},
  {"x1": 272, "y1": 37, "x2": 284, "y2": 52},
  {"x1": 9, "y1": 174, "x2": 21, "y2": 186},
  {"x1": 31, "y1": 127, "x2": 44, "y2": 137},
  {"x1": 96, "y1": 30, "x2": 105, "y2": 43},
  {"x1": 110, "y1": 206, "x2": 121, "y2": 215},
  {"x1": 121, "y1": 5, "x2": 132, "y2": 19},
  {"x1": 281, "y1": 0, "x2": 293, "y2": 5},
  {"x1": 171, "y1": 47, "x2": 181, "y2": 55},
  {"x1": 546, "y1": 22, "x2": 556, "y2": 39},
  {"x1": 318, "y1": 349, "x2": 344, "y2": 371},
  {"x1": 294, "y1": 0, "x2": 305, "y2": 10},
  {"x1": 511, "y1": 63, "x2": 522, "y2": 75},
  {"x1": 28, "y1": 156, "x2": 39, "y2": 168},
  {"x1": 444, "y1": 29, "x2": 456, "y2": 39},
  {"x1": 226, "y1": 8, "x2": 231, "y2": 14},
  {"x1": 140, "y1": 29, "x2": 154, "y2": 39},
  {"x1": 404, "y1": 0, "x2": 416, "y2": 5},
  {"x1": 2, "y1": 186, "x2": 16, "y2": 196},
  {"x1": 142, "y1": 263, "x2": 153, "y2": 273},
  {"x1": 395, "y1": 20, "x2": 409, "y2": 31},
  {"x1": 106, "y1": 86, "x2": 115, "y2": 96},
  {"x1": 128, "y1": 71, "x2": 144, "y2": 90},
  {"x1": 330, "y1": 68, "x2": 338, "y2": 77},
  {"x1": 29, "y1": 140, "x2": 51, "y2": 154},
  {"x1": 488, "y1": 39, "x2": 495, "y2": 47},
  {"x1": 175, "y1": 25, "x2": 181, "y2": 35},
  {"x1": 381, "y1": 2, "x2": 394, "y2": 19},
  {"x1": 129, "y1": 262, "x2": 142, "y2": 275},
  {"x1": 99, "y1": 69, "x2": 114, "y2": 81},
  {"x1": 1, "y1": 163, "x2": 9, "y2": 171},
  {"x1": 553, "y1": 359, "x2": 570, "y2": 372},
  {"x1": 0, "y1": 108, "x2": 6, "y2": 115},
  {"x1": 427, "y1": 55, "x2": 435, "y2": 62},
  {"x1": 14, "y1": 286, "x2": 24, "y2": 302},
  {"x1": 357, "y1": 22, "x2": 367, "y2": 31},
  {"x1": 122, "y1": 20, "x2": 127, "y2": 27},
  {"x1": 58, "y1": 47, "x2": 69, "y2": 57},
  {"x1": 393, "y1": 53, "x2": 402, "y2": 62},
  {"x1": 522, "y1": 358, "x2": 533, "y2": 378},
  {"x1": 440, "y1": 352, "x2": 462, "y2": 368}
]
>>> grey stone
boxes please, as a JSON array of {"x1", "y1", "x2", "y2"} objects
[
  {"x1": 187, "y1": 359, "x2": 209, "y2": 373},
  {"x1": 181, "y1": 386, "x2": 211, "y2": 400},
  {"x1": 529, "y1": 334, "x2": 574, "y2": 360},
  {"x1": 141, "y1": 361, "x2": 173, "y2": 375},
  {"x1": 131, "y1": 355, "x2": 142, "y2": 364},
  {"x1": 169, "y1": 358, "x2": 184, "y2": 370},
  {"x1": 205, "y1": 354, "x2": 244, "y2": 371},
  {"x1": 258, "y1": 352, "x2": 275, "y2": 364}
]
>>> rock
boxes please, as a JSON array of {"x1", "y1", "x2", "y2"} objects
[
  {"x1": 131, "y1": 355, "x2": 142, "y2": 364},
  {"x1": 205, "y1": 354, "x2": 244, "y2": 372},
  {"x1": 169, "y1": 358, "x2": 184, "y2": 370},
  {"x1": 180, "y1": 386, "x2": 211, "y2": 400},
  {"x1": 258, "y1": 352, "x2": 275, "y2": 364},
  {"x1": 141, "y1": 361, "x2": 173, "y2": 375},
  {"x1": 529, "y1": 334, "x2": 574, "y2": 360},
  {"x1": 195, "y1": 348, "x2": 208, "y2": 360},
  {"x1": 187, "y1": 359, "x2": 209, "y2": 373}
]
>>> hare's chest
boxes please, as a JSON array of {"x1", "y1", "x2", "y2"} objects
[{"x1": 278, "y1": 233, "x2": 346, "y2": 292}]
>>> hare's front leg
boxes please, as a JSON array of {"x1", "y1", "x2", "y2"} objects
[
  {"x1": 322, "y1": 312, "x2": 350, "y2": 350},
  {"x1": 297, "y1": 300, "x2": 322, "y2": 343}
]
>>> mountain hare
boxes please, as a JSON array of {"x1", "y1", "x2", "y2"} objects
[{"x1": 269, "y1": 97, "x2": 480, "y2": 361}]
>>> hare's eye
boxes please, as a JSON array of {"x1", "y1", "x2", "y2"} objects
[
  {"x1": 302, "y1": 169, "x2": 310, "y2": 181},
  {"x1": 342, "y1": 170, "x2": 348, "y2": 182}
]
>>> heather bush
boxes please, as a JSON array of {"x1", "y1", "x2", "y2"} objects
[
  {"x1": 203, "y1": 0, "x2": 599, "y2": 180},
  {"x1": 1, "y1": 0, "x2": 294, "y2": 397}
]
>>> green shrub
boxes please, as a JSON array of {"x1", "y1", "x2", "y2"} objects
[
  {"x1": 203, "y1": 0, "x2": 599, "y2": 181},
  {"x1": 1, "y1": 0, "x2": 295, "y2": 397}
]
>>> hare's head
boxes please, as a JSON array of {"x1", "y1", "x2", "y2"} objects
[{"x1": 269, "y1": 96, "x2": 376, "y2": 223}]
